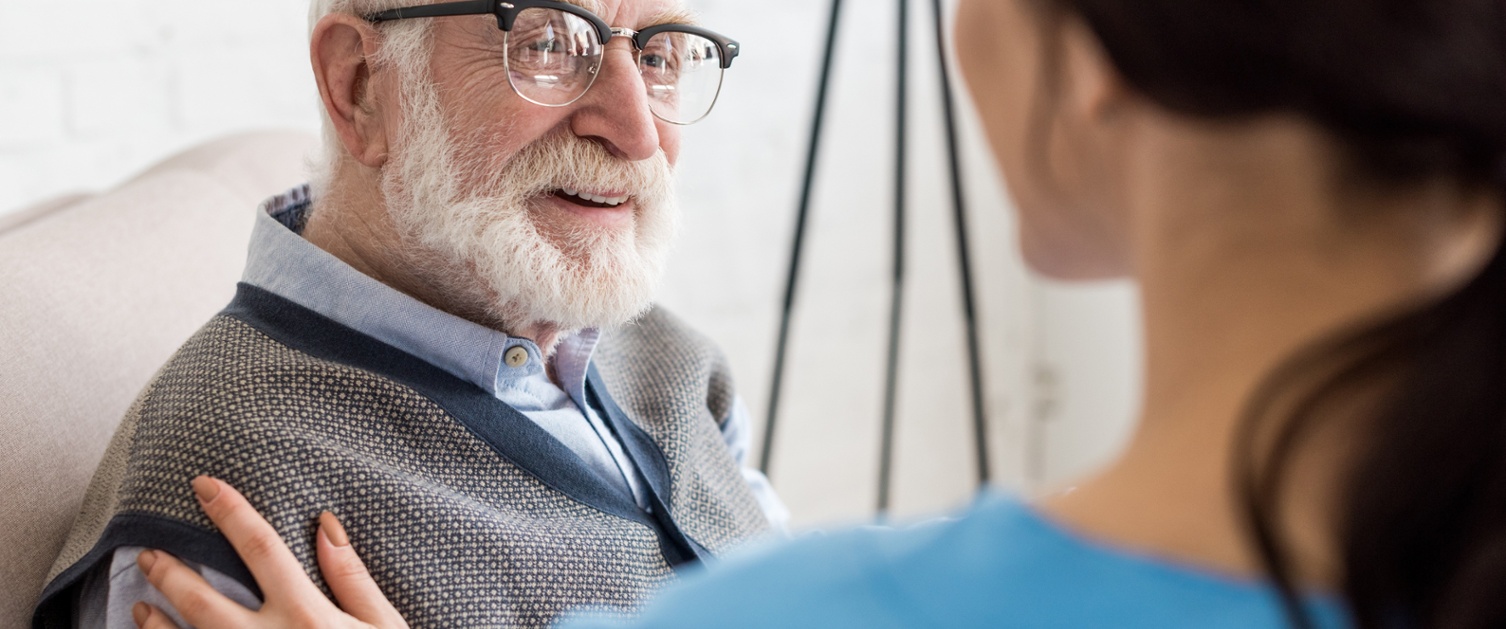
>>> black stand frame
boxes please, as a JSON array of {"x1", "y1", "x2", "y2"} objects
[{"x1": 758, "y1": 0, "x2": 992, "y2": 515}]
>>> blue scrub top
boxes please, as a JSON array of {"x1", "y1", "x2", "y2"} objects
[{"x1": 563, "y1": 492, "x2": 1351, "y2": 629}]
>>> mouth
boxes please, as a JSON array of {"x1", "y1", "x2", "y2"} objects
[
  {"x1": 551, "y1": 187, "x2": 631, "y2": 209},
  {"x1": 541, "y1": 187, "x2": 636, "y2": 229}
]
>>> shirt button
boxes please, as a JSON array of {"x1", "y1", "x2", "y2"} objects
[{"x1": 505, "y1": 347, "x2": 530, "y2": 369}]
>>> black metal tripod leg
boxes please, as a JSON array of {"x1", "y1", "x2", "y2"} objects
[
  {"x1": 760, "y1": 0, "x2": 847, "y2": 477},
  {"x1": 929, "y1": 0, "x2": 992, "y2": 487},
  {"x1": 877, "y1": 0, "x2": 911, "y2": 515}
]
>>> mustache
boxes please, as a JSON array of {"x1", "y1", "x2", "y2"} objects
[{"x1": 444, "y1": 127, "x2": 674, "y2": 202}]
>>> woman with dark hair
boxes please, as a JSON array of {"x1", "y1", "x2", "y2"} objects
[{"x1": 130, "y1": 0, "x2": 1506, "y2": 627}]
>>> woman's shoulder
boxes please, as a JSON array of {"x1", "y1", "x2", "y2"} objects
[{"x1": 571, "y1": 492, "x2": 1350, "y2": 629}]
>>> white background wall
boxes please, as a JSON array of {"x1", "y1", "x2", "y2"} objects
[{"x1": 0, "y1": 0, "x2": 1142, "y2": 528}]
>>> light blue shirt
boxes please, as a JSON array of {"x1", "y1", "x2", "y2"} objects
[
  {"x1": 563, "y1": 492, "x2": 1353, "y2": 629},
  {"x1": 81, "y1": 186, "x2": 788, "y2": 628}
]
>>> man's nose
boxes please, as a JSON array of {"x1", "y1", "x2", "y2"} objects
[{"x1": 568, "y1": 46, "x2": 661, "y2": 161}]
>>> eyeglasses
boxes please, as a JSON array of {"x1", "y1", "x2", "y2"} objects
[{"x1": 366, "y1": 0, "x2": 741, "y2": 125}]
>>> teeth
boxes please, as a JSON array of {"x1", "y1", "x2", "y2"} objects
[{"x1": 559, "y1": 188, "x2": 628, "y2": 207}]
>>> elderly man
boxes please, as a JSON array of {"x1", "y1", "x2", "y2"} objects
[{"x1": 33, "y1": 0, "x2": 783, "y2": 627}]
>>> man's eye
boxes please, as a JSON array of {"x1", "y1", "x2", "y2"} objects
[
  {"x1": 640, "y1": 54, "x2": 669, "y2": 69},
  {"x1": 525, "y1": 39, "x2": 565, "y2": 54}
]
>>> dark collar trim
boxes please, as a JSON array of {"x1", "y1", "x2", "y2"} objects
[
  {"x1": 222, "y1": 283, "x2": 650, "y2": 526},
  {"x1": 587, "y1": 365, "x2": 709, "y2": 564}
]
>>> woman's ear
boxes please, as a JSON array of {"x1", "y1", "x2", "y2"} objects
[
  {"x1": 311, "y1": 14, "x2": 390, "y2": 169},
  {"x1": 1058, "y1": 16, "x2": 1129, "y2": 128}
]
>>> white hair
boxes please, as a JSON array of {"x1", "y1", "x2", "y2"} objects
[
  {"x1": 380, "y1": 53, "x2": 681, "y2": 332},
  {"x1": 306, "y1": 0, "x2": 433, "y2": 200},
  {"x1": 304, "y1": 0, "x2": 681, "y2": 332}
]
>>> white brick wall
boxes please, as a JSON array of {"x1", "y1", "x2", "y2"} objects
[
  {"x1": 0, "y1": 0, "x2": 317, "y2": 215},
  {"x1": 0, "y1": 0, "x2": 1141, "y2": 527}
]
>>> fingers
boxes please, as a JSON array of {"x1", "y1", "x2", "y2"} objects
[
  {"x1": 317, "y1": 512, "x2": 410, "y2": 628},
  {"x1": 192, "y1": 476, "x2": 317, "y2": 602},
  {"x1": 137, "y1": 550, "x2": 253, "y2": 628},
  {"x1": 133, "y1": 603, "x2": 182, "y2": 629}
]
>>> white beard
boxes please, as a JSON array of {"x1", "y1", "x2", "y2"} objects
[{"x1": 378, "y1": 68, "x2": 680, "y2": 333}]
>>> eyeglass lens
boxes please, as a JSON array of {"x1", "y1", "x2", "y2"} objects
[{"x1": 505, "y1": 8, "x2": 725, "y2": 124}]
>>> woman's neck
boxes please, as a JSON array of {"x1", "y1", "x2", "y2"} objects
[{"x1": 1038, "y1": 116, "x2": 1500, "y2": 588}]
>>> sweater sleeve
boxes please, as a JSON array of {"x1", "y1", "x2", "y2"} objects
[{"x1": 719, "y1": 395, "x2": 791, "y2": 535}]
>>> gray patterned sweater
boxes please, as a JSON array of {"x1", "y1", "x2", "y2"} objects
[{"x1": 34, "y1": 285, "x2": 772, "y2": 628}]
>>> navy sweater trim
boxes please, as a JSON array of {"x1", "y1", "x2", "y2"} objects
[
  {"x1": 33, "y1": 514, "x2": 260, "y2": 629},
  {"x1": 221, "y1": 283, "x2": 665, "y2": 525},
  {"x1": 226, "y1": 283, "x2": 705, "y2": 566},
  {"x1": 587, "y1": 365, "x2": 710, "y2": 563},
  {"x1": 588, "y1": 365, "x2": 676, "y2": 503}
]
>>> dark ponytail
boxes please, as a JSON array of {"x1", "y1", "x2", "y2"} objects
[
  {"x1": 1237, "y1": 228, "x2": 1506, "y2": 629},
  {"x1": 1035, "y1": 0, "x2": 1506, "y2": 627}
]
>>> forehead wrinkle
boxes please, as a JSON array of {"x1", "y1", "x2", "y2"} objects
[{"x1": 567, "y1": 0, "x2": 698, "y2": 27}]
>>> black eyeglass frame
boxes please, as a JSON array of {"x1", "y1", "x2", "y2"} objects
[{"x1": 365, "y1": 0, "x2": 741, "y2": 70}]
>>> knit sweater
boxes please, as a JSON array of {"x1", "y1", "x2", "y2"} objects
[{"x1": 34, "y1": 284, "x2": 772, "y2": 628}]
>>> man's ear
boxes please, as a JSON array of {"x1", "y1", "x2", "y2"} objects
[{"x1": 311, "y1": 15, "x2": 390, "y2": 168}]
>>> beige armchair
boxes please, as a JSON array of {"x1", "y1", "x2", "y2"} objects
[{"x1": 0, "y1": 131, "x2": 317, "y2": 626}]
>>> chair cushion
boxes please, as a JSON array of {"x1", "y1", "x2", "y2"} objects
[{"x1": 0, "y1": 130, "x2": 316, "y2": 626}]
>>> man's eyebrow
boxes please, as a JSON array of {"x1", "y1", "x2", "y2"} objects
[{"x1": 647, "y1": 6, "x2": 699, "y2": 26}]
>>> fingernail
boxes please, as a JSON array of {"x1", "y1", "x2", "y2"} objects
[
  {"x1": 137, "y1": 550, "x2": 157, "y2": 573},
  {"x1": 321, "y1": 511, "x2": 351, "y2": 547},
  {"x1": 132, "y1": 602, "x2": 149, "y2": 626},
  {"x1": 193, "y1": 476, "x2": 220, "y2": 504}
]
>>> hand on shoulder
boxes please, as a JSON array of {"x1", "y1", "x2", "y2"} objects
[{"x1": 132, "y1": 476, "x2": 408, "y2": 629}]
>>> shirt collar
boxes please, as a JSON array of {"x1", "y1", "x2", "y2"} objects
[{"x1": 241, "y1": 185, "x2": 601, "y2": 398}]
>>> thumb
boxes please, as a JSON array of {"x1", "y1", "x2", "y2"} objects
[{"x1": 316, "y1": 512, "x2": 409, "y2": 628}]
